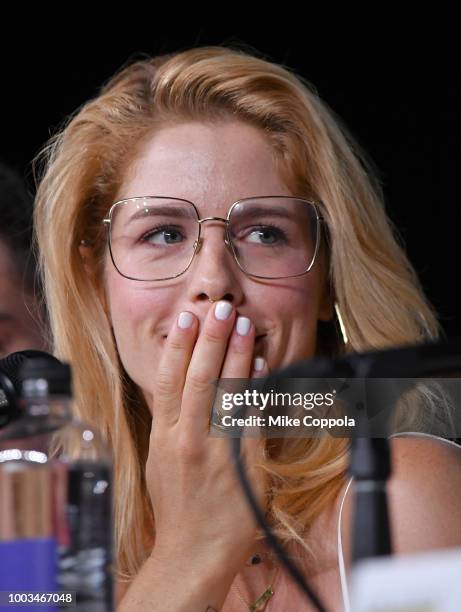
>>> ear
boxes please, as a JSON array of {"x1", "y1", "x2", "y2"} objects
[
  {"x1": 78, "y1": 242, "x2": 93, "y2": 275},
  {"x1": 78, "y1": 242, "x2": 111, "y2": 320}
]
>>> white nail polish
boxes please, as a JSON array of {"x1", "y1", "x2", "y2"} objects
[
  {"x1": 254, "y1": 357, "x2": 265, "y2": 372},
  {"x1": 215, "y1": 301, "x2": 232, "y2": 320},
  {"x1": 178, "y1": 311, "x2": 193, "y2": 329},
  {"x1": 236, "y1": 316, "x2": 251, "y2": 336}
]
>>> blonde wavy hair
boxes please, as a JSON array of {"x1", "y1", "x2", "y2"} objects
[{"x1": 33, "y1": 45, "x2": 440, "y2": 580}]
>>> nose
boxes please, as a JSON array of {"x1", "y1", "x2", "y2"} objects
[{"x1": 186, "y1": 221, "x2": 244, "y2": 306}]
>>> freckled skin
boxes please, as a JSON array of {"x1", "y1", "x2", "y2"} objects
[{"x1": 103, "y1": 121, "x2": 332, "y2": 411}]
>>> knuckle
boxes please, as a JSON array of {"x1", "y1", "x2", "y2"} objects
[
  {"x1": 203, "y1": 327, "x2": 224, "y2": 345},
  {"x1": 187, "y1": 371, "x2": 213, "y2": 395},
  {"x1": 168, "y1": 335, "x2": 187, "y2": 352},
  {"x1": 228, "y1": 341, "x2": 248, "y2": 356},
  {"x1": 155, "y1": 368, "x2": 180, "y2": 397},
  {"x1": 176, "y1": 431, "x2": 205, "y2": 463}
]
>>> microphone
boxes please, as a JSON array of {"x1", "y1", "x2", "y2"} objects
[
  {"x1": 259, "y1": 339, "x2": 461, "y2": 564},
  {"x1": 0, "y1": 350, "x2": 62, "y2": 428},
  {"x1": 229, "y1": 338, "x2": 461, "y2": 611}
]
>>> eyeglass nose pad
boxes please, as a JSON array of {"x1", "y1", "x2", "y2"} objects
[
  {"x1": 223, "y1": 226, "x2": 235, "y2": 253},
  {"x1": 193, "y1": 238, "x2": 203, "y2": 254},
  {"x1": 193, "y1": 236, "x2": 232, "y2": 255}
]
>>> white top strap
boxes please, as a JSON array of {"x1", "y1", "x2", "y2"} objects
[
  {"x1": 337, "y1": 475, "x2": 353, "y2": 612},
  {"x1": 389, "y1": 431, "x2": 461, "y2": 449}
]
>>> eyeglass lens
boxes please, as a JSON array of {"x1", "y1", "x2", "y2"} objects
[{"x1": 109, "y1": 197, "x2": 319, "y2": 280}]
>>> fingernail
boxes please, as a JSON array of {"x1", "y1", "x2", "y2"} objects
[
  {"x1": 178, "y1": 311, "x2": 193, "y2": 329},
  {"x1": 254, "y1": 357, "x2": 265, "y2": 371},
  {"x1": 215, "y1": 301, "x2": 232, "y2": 321},
  {"x1": 236, "y1": 316, "x2": 251, "y2": 336}
]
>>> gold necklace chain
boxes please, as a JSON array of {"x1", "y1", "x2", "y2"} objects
[{"x1": 232, "y1": 564, "x2": 281, "y2": 611}]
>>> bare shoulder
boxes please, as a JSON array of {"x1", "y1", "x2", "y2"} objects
[
  {"x1": 339, "y1": 435, "x2": 461, "y2": 567},
  {"x1": 388, "y1": 435, "x2": 461, "y2": 510}
]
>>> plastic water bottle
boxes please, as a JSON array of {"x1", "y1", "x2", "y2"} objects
[{"x1": 0, "y1": 358, "x2": 113, "y2": 611}]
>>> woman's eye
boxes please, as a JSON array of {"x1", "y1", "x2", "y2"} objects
[
  {"x1": 143, "y1": 227, "x2": 184, "y2": 245},
  {"x1": 246, "y1": 227, "x2": 286, "y2": 245}
]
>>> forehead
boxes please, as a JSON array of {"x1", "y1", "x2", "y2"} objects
[{"x1": 118, "y1": 120, "x2": 293, "y2": 216}]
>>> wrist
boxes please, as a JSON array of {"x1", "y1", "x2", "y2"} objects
[
  {"x1": 128, "y1": 550, "x2": 236, "y2": 612},
  {"x1": 118, "y1": 552, "x2": 235, "y2": 612}
]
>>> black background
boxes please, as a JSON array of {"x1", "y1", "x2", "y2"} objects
[{"x1": 2, "y1": 26, "x2": 459, "y2": 337}]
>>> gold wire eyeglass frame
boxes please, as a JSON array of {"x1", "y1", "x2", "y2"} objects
[{"x1": 102, "y1": 195, "x2": 324, "y2": 282}]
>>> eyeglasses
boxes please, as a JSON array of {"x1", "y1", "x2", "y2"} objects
[{"x1": 102, "y1": 196, "x2": 324, "y2": 281}]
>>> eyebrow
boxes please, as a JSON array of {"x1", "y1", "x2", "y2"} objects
[
  {"x1": 126, "y1": 206, "x2": 195, "y2": 224},
  {"x1": 124, "y1": 203, "x2": 300, "y2": 224},
  {"x1": 233, "y1": 205, "x2": 298, "y2": 220}
]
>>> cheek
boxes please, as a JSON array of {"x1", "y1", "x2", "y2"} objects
[
  {"x1": 104, "y1": 270, "x2": 172, "y2": 392},
  {"x1": 265, "y1": 275, "x2": 322, "y2": 325},
  {"x1": 284, "y1": 292, "x2": 319, "y2": 346},
  {"x1": 261, "y1": 277, "x2": 324, "y2": 365}
]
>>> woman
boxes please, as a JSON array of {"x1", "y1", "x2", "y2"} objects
[{"x1": 34, "y1": 46, "x2": 461, "y2": 610}]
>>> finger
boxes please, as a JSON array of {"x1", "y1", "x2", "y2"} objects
[
  {"x1": 219, "y1": 316, "x2": 255, "y2": 380},
  {"x1": 244, "y1": 356, "x2": 270, "y2": 466},
  {"x1": 179, "y1": 300, "x2": 236, "y2": 435},
  {"x1": 240, "y1": 357, "x2": 270, "y2": 452},
  {"x1": 212, "y1": 314, "x2": 255, "y2": 410},
  {"x1": 251, "y1": 356, "x2": 268, "y2": 380},
  {"x1": 153, "y1": 310, "x2": 198, "y2": 429},
  {"x1": 217, "y1": 355, "x2": 270, "y2": 431},
  {"x1": 208, "y1": 317, "x2": 256, "y2": 434}
]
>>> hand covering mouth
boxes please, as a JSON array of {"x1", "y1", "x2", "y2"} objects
[{"x1": 161, "y1": 332, "x2": 267, "y2": 341}]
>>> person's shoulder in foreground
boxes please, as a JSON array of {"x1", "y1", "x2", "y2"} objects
[{"x1": 340, "y1": 434, "x2": 461, "y2": 567}]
